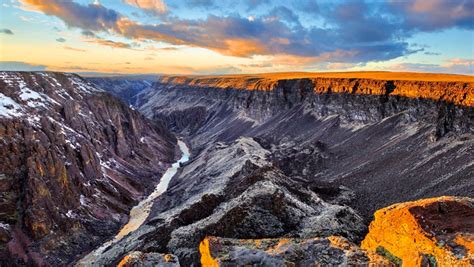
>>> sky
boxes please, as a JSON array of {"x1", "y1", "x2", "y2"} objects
[{"x1": 0, "y1": 0, "x2": 473, "y2": 75}]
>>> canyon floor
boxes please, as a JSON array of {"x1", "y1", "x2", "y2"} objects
[{"x1": 0, "y1": 71, "x2": 473, "y2": 266}]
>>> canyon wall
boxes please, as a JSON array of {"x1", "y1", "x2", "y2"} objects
[{"x1": 0, "y1": 72, "x2": 176, "y2": 265}]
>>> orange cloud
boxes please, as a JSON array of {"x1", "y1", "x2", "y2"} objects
[
  {"x1": 213, "y1": 39, "x2": 269, "y2": 57},
  {"x1": 123, "y1": 0, "x2": 167, "y2": 14},
  {"x1": 271, "y1": 50, "x2": 359, "y2": 66},
  {"x1": 63, "y1": 46, "x2": 86, "y2": 52},
  {"x1": 85, "y1": 38, "x2": 136, "y2": 50}
]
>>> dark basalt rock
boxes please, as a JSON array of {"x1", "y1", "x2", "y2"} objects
[
  {"x1": 0, "y1": 72, "x2": 176, "y2": 266},
  {"x1": 199, "y1": 236, "x2": 392, "y2": 266},
  {"x1": 117, "y1": 251, "x2": 180, "y2": 267}
]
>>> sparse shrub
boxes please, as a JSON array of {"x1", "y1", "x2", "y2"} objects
[{"x1": 375, "y1": 246, "x2": 402, "y2": 266}]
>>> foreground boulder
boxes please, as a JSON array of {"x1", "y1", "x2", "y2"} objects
[
  {"x1": 361, "y1": 196, "x2": 474, "y2": 266},
  {"x1": 199, "y1": 236, "x2": 390, "y2": 266}
]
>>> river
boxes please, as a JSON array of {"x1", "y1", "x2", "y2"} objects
[{"x1": 76, "y1": 140, "x2": 190, "y2": 266}]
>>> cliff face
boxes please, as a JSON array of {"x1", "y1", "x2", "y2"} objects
[
  {"x1": 0, "y1": 72, "x2": 176, "y2": 265},
  {"x1": 158, "y1": 74, "x2": 473, "y2": 106},
  {"x1": 362, "y1": 196, "x2": 474, "y2": 266},
  {"x1": 142, "y1": 76, "x2": 473, "y2": 136},
  {"x1": 137, "y1": 74, "x2": 473, "y2": 217}
]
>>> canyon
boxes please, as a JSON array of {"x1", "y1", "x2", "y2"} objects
[{"x1": 0, "y1": 71, "x2": 472, "y2": 266}]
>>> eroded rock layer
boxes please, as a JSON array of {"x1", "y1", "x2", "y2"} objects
[
  {"x1": 0, "y1": 72, "x2": 176, "y2": 265},
  {"x1": 362, "y1": 196, "x2": 474, "y2": 266}
]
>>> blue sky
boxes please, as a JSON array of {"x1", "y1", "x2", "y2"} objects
[{"x1": 0, "y1": 0, "x2": 473, "y2": 74}]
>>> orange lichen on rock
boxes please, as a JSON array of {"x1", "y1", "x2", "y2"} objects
[
  {"x1": 265, "y1": 238, "x2": 290, "y2": 254},
  {"x1": 116, "y1": 254, "x2": 132, "y2": 267},
  {"x1": 199, "y1": 237, "x2": 219, "y2": 267},
  {"x1": 361, "y1": 196, "x2": 474, "y2": 266}
]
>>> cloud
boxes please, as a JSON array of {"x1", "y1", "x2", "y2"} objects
[
  {"x1": 56, "y1": 37, "x2": 66, "y2": 42},
  {"x1": 194, "y1": 65, "x2": 243, "y2": 75},
  {"x1": 0, "y1": 61, "x2": 47, "y2": 71},
  {"x1": 19, "y1": 0, "x2": 121, "y2": 31},
  {"x1": 123, "y1": 0, "x2": 167, "y2": 14},
  {"x1": 86, "y1": 38, "x2": 136, "y2": 49},
  {"x1": 17, "y1": 0, "x2": 464, "y2": 66},
  {"x1": 441, "y1": 58, "x2": 473, "y2": 74},
  {"x1": 81, "y1": 30, "x2": 96, "y2": 37},
  {"x1": 245, "y1": 0, "x2": 269, "y2": 10},
  {"x1": 293, "y1": 0, "x2": 319, "y2": 15},
  {"x1": 266, "y1": 6, "x2": 300, "y2": 26},
  {"x1": 0, "y1": 29, "x2": 14, "y2": 35},
  {"x1": 389, "y1": 0, "x2": 474, "y2": 31},
  {"x1": 184, "y1": 0, "x2": 214, "y2": 8},
  {"x1": 384, "y1": 58, "x2": 473, "y2": 75},
  {"x1": 63, "y1": 46, "x2": 86, "y2": 52}
]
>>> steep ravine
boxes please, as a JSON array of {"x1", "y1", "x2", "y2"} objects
[
  {"x1": 76, "y1": 140, "x2": 190, "y2": 266},
  {"x1": 0, "y1": 72, "x2": 176, "y2": 266}
]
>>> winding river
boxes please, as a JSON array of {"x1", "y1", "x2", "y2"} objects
[{"x1": 76, "y1": 140, "x2": 190, "y2": 266}]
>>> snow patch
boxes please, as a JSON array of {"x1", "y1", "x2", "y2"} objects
[
  {"x1": 0, "y1": 92, "x2": 23, "y2": 118},
  {"x1": 66, "y1": 210, "x2": 75, "y2": 218},
  {"x1": 80, "y1": 195, "x2": 87, "y2": 206},
  {"x1": 0, "y1": 223, "x2": 10, "y2": 230}
]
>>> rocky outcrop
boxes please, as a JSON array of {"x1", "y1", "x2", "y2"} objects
[
  {"x1": 117, "y1": 251, "x2": 180, "y2": 267},
  {"x1": 0, "y1": 72, "x2": 176, "y2": 266},
  {"x1": 362, "y1": 196, "x2": 474, "y2": 266},
  {"x1": 199, "y1": 196, "x2": 474, "y2": 266},
  {"x1": 199, "y1": 236, "x2": 391, "y2": 266}
]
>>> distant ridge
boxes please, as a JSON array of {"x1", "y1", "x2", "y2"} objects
[{"x1": 157, "y1": 71, "x2": 474, "y2": 107}]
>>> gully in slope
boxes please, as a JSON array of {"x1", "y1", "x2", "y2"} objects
[{"x1": 76, "y1": 140, "x2": 190, "y2": 266}]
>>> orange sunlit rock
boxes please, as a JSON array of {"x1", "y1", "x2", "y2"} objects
[
  {"x1": 361, "y1": 196, "x2": 474, "y2": 266},
  {"x1": 199, "y1": 237, "x2": 219, "y2": 267},
  {"x1": 159, "y1": 71, "x2": 474, "y2": 106}
]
